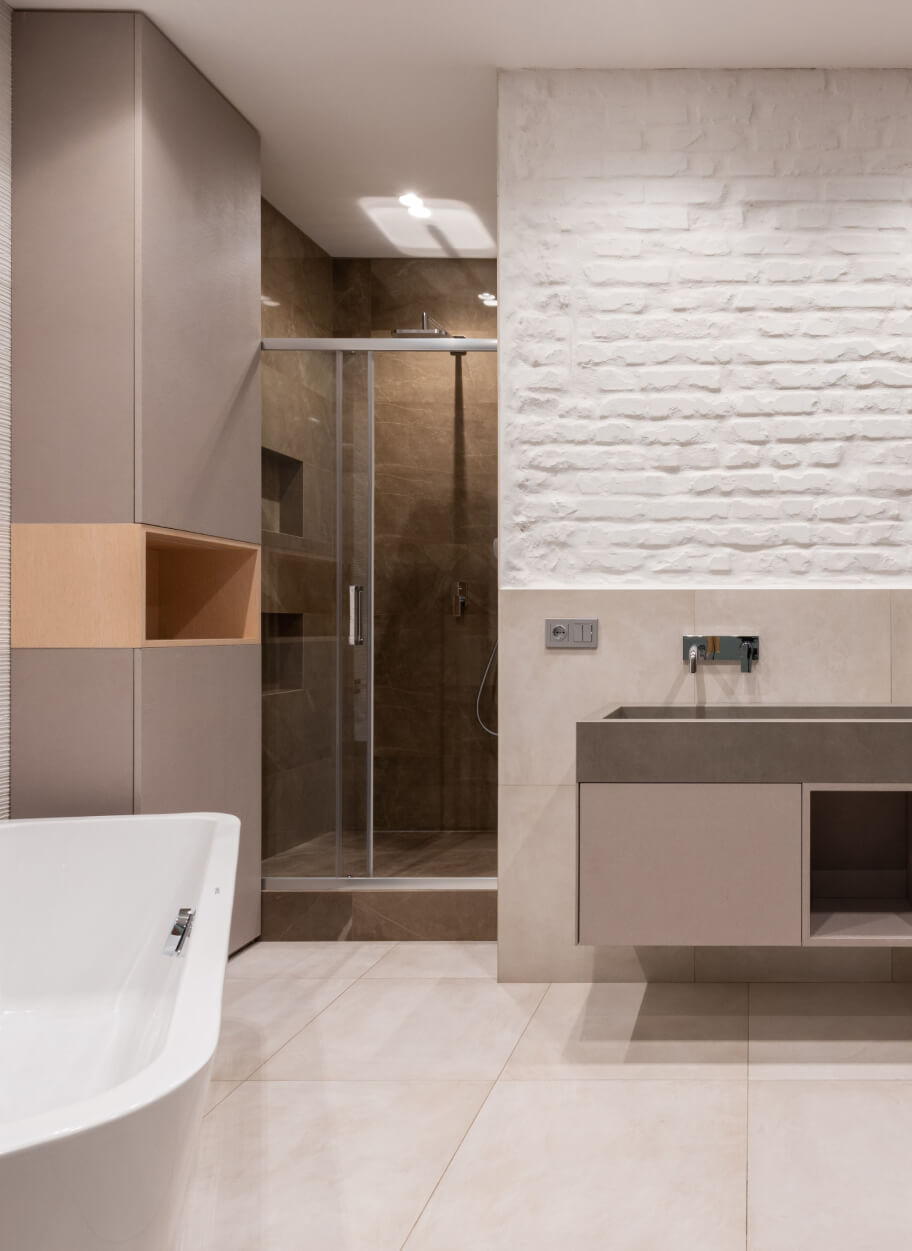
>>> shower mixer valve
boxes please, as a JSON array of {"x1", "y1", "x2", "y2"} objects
[{"x1": 453, "y1": 581, "x2": 468, "y2": 617}]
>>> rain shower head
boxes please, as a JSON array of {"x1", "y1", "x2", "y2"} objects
[{"x1": 392, "y1": 311, "x2": 456, "y2": 338}]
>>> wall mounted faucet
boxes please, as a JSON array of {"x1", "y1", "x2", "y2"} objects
[{"x1": 683, "y1": 635, "x2": 760, "y2": 674}]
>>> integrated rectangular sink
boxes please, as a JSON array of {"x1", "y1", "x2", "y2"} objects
[
  {"x1": 578, "y1": 705, "x2": 912, "y2": 784},
  {"x1": 604, "y1": 705, "x2": 912, "y2": 721}
]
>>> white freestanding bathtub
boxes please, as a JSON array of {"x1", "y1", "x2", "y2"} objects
[{"x1": 0, "y1": 812, "x2": 239, "y2": 1251}]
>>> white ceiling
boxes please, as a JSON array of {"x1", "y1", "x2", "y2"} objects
[{"x1": 12, "y1": 0, "x2": 912, "y2": 256}]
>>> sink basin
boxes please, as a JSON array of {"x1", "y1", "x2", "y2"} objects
[
  {"x1": 578, "y1": 706, "x2": 912, "y2": 784},
  {"x1": 604, "y1": 705, "x2": 912, "y2": 721}
]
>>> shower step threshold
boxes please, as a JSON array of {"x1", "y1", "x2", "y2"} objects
[{"x1": 261, "y1": 881, "x2": 497, "y2": 941}]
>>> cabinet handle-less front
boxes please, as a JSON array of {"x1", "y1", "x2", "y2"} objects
[{"x1": 348, "y1": 585, "x2": 364, "y2": 646}]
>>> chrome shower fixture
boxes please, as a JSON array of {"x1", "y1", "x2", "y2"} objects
[{"x1": 392, "y1": 311, "x2": 452, "y2": 338}]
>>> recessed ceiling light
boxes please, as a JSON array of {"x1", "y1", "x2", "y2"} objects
[
  {"x1": 260, "y1": 295, "x2": 280, "y2": 307},
  {"x1": 399, "y1": 191, "x2": 423, "y2": 208},
  {"x1": 483, "y1": 298, "x2": 498, "y2": 307},
  {"x1": 408, "y1": 204, "x2": 432, "y2": 219},
  {"x1": 478, "y1": 292, "x2": 496, "y2": 301}
]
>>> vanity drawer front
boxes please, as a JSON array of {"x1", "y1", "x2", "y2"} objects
[{"x1": 579, "y1": 783, "x2": 802, "y2": 947}]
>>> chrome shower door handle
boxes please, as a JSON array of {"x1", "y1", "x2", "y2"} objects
[{"x1": 348, "y1": 584, "x2": 365, "y2": 646}]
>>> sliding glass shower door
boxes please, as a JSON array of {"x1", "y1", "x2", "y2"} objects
[{"x1": 261, "y1": 336, "x2": 496, "y2": 884}]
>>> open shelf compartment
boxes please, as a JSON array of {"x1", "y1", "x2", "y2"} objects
[
  {"x1": 804, "y1": 784, "x2": 912, "y2": 946},
  {"x1": 144, "y1": 526, "x2": 260, "y2": 644}
]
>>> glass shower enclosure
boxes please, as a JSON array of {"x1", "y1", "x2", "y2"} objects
[{"x1": 260, "y1": 335, "x2": 497, "y2": 887}]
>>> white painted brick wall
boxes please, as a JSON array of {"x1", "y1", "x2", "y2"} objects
[{"x1": 499, "y1": 70, "x2": 912, "y2": 586}]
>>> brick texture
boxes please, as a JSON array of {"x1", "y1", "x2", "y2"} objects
[{"x1": 499, "y1": 70, "x2": 912, "y2": 585}]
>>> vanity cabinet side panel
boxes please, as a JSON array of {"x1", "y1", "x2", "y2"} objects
[
  {"x1": 12, "y1": 12, "x2": 135, "y2": 522},
  {"x1": 135, "y1": 644, "x2": 261, "y2": 951},
  {"x1": 136, "y1": 17, "x2": 261, "y2": 543},
  {"x1": 579, "y1": 783, "x2": 802, "y2": 947},
  {"x1": 11, "y1": 649, "x2": 135, "y2": 817}
]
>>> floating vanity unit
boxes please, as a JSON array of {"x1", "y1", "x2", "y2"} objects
[{"x1": 576, "y1": 707, "x2": 912, "y2": 949}]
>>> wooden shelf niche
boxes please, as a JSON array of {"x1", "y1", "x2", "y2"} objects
[
  {"x1": 12, "y1": 523, "x2": 260, "y2": 648},
  {"x1": 144, "y1": 527, "x2": 259, "y2": 644}
]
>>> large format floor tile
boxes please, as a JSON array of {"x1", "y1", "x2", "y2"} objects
[
  {"x1": 404, "y1": 1080, "x2": 747, "y2": 1251},
  {"x1": 179, "y1": 1080, "x2": 490, "y2": 1251},
  {"x1": 749, "y1": 983, "x2": 912, "y2": 1080},
  {"x1": 362, "y1": 941, "x2": 497, "y2": 980},
  {"x1": 213, "y1": 977, "x2": 354, "y2": 1080},
  {"x1": 256, "y1": 978, "x2": 546, "y2": 1081},
  {"x1": 204, "y1": 1080, "x2": 241, "y2": 1114},
  {"x1": 748, "y1": 1080, "x2": 912, "y2": 1251},
  {"x1": 504, "y1": 982, "x2": 748, "y2": 1080},
  {"x1": 227, "y1": 940, "x2": 395, "y2": 981}
]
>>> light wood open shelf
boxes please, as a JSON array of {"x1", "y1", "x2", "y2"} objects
[
  {"x1": 12, "y1": 522, "x2": 260, "y2": 648},
  {"x1": 144, "y1": 526, "x2": 259, "y2": 643}
]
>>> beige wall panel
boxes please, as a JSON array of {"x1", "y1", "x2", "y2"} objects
[
  {"x1": 579, "y1": 783, "x2": 802, "y2": 948},
  {"x1": 11, "y1": 649, "x2": 134, "y2": 817},
  {"x1": 12, "y1": 523, "x2": 143, "y2": 648},
  {"x1": 136, "y1": 644, "x2": 261, "y2": 951},
  {"x1": 12, "y1": 12, "x2": 135, "y2": 522},
  {"x1": 136, "y1": 17, "x2": 261, "y2": 542}
]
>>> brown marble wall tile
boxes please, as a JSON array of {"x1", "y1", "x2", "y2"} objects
[
  {"x1": 261, "y1": 892, "x2": 353, "y2": 941},
  {"x1": 333, "y1": 258, "x2": 372, "y2": 336},
  {"x1": 368, "y1": 267, "x2": 498, "y2": 837},
  {"x1": 261, "y1": 888, "x2": 496, "y2": 941},
  {"x1": 352, "y1": 889, "x2": 497, "y2": 940}
]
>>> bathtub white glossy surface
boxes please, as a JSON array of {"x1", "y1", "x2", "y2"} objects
[{"x1": 0, "y1": 812, "x2": 238, "y2": 1251}]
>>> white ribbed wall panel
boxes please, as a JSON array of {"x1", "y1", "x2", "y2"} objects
[{"x1": 0, "y1": 4, "x2": 10, "y2": 817}]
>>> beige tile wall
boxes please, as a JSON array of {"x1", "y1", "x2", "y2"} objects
[{"x1": 498, "y1": 587, "x2": 907, "y2": 982}]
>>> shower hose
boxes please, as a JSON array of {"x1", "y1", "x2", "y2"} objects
[{"x1": 475, "y1": 639, "x2": 498, "y2": 737}]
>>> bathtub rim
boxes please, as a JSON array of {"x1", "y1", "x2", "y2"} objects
[{"x1": 0, "y1": 811, "x2": 239, "y2": 1158}]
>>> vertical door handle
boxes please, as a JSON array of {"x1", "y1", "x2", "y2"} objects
[{"x1": 348, "y1": 585, "x2": 364, "y2": 646}]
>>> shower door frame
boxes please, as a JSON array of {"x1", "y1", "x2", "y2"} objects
[{"x1": 260, "y1": 336, "x2": 498, "y2": 891}]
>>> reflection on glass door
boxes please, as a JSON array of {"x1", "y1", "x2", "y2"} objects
[{"x1": 337, "y1": 351, "x2": 373, "y2": 876}]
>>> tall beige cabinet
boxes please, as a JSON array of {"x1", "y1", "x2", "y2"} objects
[{"x1": 10, "y1": 12, "x2": 262, "y2": 950}]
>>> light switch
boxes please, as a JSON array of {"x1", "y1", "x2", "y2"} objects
[{"x1": 546, "y1": 619, "x2": 598, "y2": 649}]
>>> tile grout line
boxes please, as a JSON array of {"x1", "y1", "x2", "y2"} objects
[
  {"x1": 241, "y1": 975, "x2": 362, "y2": 1081},
  {"x1": 397, "y1": 979, "x2": 551, "y2": 1250}
]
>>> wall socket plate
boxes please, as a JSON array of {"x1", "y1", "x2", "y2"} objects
[{"x1": 545, "y1": 619, "x2": 599, "y2": 649}]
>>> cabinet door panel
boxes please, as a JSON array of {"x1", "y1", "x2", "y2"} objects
[
  {"x1": 137, "y1": 17, "x2": 261, "y2": 543},
  {"x1": 136, "y1": 644, "x2": 261, "y2": 951},
  {"x1": 12, "y1": 12, "x2": 135, "y2": 522},
  {"x1": 11, "y1": 649, "x2": 134, "y2": 817},
  {"x1": 579, "y1": 783, "x2": 801, "y2": 947}
]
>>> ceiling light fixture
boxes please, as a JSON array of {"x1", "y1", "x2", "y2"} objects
[
  {"x1": 478, "y1": 292, "x2": 496, "y2": 300},
  {"x1": 399, "y1": 191, "x2": 432, "y2": 219},
  {"x1": 483, "y1": 298, "x2": 498, "y2": 307}
]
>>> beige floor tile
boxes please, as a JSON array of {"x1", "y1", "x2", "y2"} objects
[
  {"x1": 362, "y1": 942, "x2": 497, "y2": 980},
  {"x1": 213, "y1": 977, "x2": 353, "y2": 1079},
  {"x1": 748, "y1": 1081, "x2": 912, "y2": 1250},
  {"x1": 404, "y1": 1080, "x2": 747, "y2": 1251},
  {"x1": 256, "y1": 978, "x2": 546, "y2": 1081},
  {"x1": 504, "y1": 982, "x2": 748, "y2": 1080},
  {"x1": 179, "y1": 1079, "x2": 490, "y2": 1251},
  {"x1": 749, "y1": 982, "x2": 912, "y2": 1079},
  {"x1": 204, "y1": 1079, "x2": 242, "y2": 1114},
  {"x1": 226, "y1": 940, "x2": 395, "y2": 980}
]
